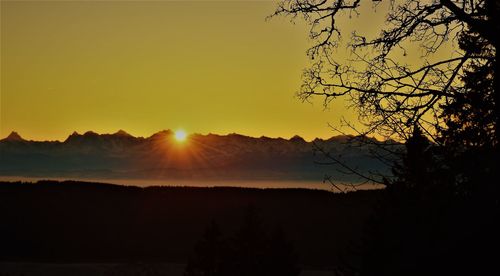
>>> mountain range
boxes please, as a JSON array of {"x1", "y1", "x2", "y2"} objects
[{"x1": 0, "y1": 130, "x2": 399, "y2": 183}]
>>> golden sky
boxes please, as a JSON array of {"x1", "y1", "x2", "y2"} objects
[{"x1": 1, "y1": 0, "x2": 374, "y2": 141}]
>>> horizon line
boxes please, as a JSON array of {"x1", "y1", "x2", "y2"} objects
[{"x1": 1, "y1": 129, "x2": 379, "y2": 143}]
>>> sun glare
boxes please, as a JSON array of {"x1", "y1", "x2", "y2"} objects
[{"x1": 174, "y1": 130, "x2": 187, "y2": 142}]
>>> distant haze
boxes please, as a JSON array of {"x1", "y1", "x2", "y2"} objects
[{"x1": 0, "y1": 130, "x2": 396, "y2": 190}]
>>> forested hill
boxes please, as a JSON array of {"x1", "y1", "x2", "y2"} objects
[{"x1": 0, "y1": 180, "x2": 381, "y2": 268}]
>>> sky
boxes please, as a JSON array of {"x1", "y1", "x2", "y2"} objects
[{"x1": 1, "y1": 0, "x2": 372, "y2": 141}]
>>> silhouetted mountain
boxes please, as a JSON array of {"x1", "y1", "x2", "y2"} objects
[
  {"x1": 1, "y1": 131, "x2": 25, "y2": 142},
  {"x1": 114, "y1": 129, "x2": 133, "y2": 137},
  {"x1": 0, "y1": 130, "x2": 398, "y2": 182}
]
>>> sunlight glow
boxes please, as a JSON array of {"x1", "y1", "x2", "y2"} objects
[{"x1": 174, "y1": 130, "x2": 187, "y2": 142}]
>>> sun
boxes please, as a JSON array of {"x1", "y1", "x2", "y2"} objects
[{"x1": 174, "y1": 129, "x2": 187, "y2": 142}]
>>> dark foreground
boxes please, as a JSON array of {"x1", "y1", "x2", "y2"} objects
[{"x1": 0, "y1": 181, "x2": 380, "y2": 273}]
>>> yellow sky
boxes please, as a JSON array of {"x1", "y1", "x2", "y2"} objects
[{"x1": 0, "y1": 0, "x2": 377, "y2": 141}]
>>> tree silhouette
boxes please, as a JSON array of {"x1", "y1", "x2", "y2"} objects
[
  {"x1": 272, "y1": 0, "x2": 498, "y2": 141},
  {"x1": 265, "y1": 226, "x2": 301, "y2": 276},
  {"x1": 271, "y1": 0, "x2": 500, "y2": 202},
  {"x1": 184, "y1": 220, "x2": 226, "y2": 276},
  {"x1": 342, "y1": 127, "x2": 477, "y2": 276},
  {"x1": 261, "y1": 9, "x2": 500, "y2": 265},
  {"x1": 438, "y1": 29, "x2": 498, "y2": 199},
  {"x1": 185, "y1": 207, "x2": 301, "y2": 276},
  {"x1": 440, "y1": 30, "x2": 496, "y2": 149},
  {"x1": 389, "y1": 126, "x2": 434, "y2": 191}
]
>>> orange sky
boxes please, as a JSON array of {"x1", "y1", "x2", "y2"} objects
[{"x1": 0, "y1": 0, "x2": 417, "y2": 141}]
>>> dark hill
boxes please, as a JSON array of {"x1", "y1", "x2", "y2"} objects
[{"x1": 0, "y1": 180, "x2": 381, "y2": 268}]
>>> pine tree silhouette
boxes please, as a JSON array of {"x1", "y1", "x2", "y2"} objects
[
  {"x1": 265, "y1": 226, "x2": 301, "y2": 276},
  {"x1": 390, "y1": 126, "x2": 433, "y2": 192},
  {"x1": 185, "y1": 206, "x2": 301, "y2": 276},
  {"x1": 184, "y1": 221, "x2": 225, "y2": 276}
]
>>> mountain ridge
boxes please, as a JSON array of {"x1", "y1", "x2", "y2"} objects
[
  {"x1": 1, "y1": 129, "x2": 386, "y2": 143},
  {"x1": 0, "y1": 130, "x2": 399, "y2": 183}
]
